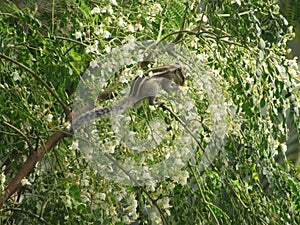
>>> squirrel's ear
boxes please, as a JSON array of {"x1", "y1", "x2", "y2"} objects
[
  {"x1": 145, "y1": 64, "x2": 184, "y2": 77},
  {"x1": 145, "y1": 64, "x2": 173, "y2": 74}
]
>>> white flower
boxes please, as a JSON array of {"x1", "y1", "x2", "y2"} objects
[
  {"x1": 93, "y1": 40, "x2": 99, "y2": 51},
  {"x1": 120, "y1": 76, "x2": 129, "y2": 84},
  {"x1": 145, "y1": 16, "x2": 155, "y2": 22},
  {"x1": 134, "y1": 23, "x2": 143, "y2": 31},
  {"x1": 150, "y1": 211, "x2": 162, "y2": 224},
  {"x1": 153, "y1": 3, "x2": 163, "y2": 13},
  {"x1": 12, "y1": 70, "x2": 20, "y2": 81},
  {"x1": 101, "y1": 7, "x2": 107, "y2": 14},
  {"x1": 90, "y1": 59, "x2": 99, "y2": 68},
  {"x1": 110, "y1": 0, "x2": 118, "y2": 6},
  {"x1": 125, "y1": 35, "x2": 135, "y2": 46},
  {"x1": 105, "y1": 46, "x2": 111, "y2": 53},
  {"x1": 100, "y1": 192, "x2": 106, "y2": 200},
  {"x1": 281, "y1": 143, "x2": 287, "y2": 153},
  {"x1": 179, "y1": 171, "x2": 189, "y2": 185},
  {"x1": 63, "y1": 121, "x2": 71, "y2": 130},
  {"x1": 158, "y1": 197, "x2": 172, "y2": 216},
  {"x1": 233, "y1": 0, "x2": 241, "y2": 6},
  {"x1": 167, "y1": 182, "x2": 175, "y2": 191},
  {"x1": 107, "y1": 5, "x2": 114, "y2": 14},
  {"x1": 126, "y1": 195, "x2": 138, "y2": 212},
  {"x1": 136, "y1": 70, "x2": 144, "y2": 77},
  {"x1": 110, "y1": 205, "x2": 117, "y2": 217},
  {"x1": 118, "y1": 17, "x2": 126, "y2": 27},
  {"x1": 63, "y1": 195, "x2": 72, "y2": 208},
  {"x1": 127, "y1": 25, "x2": 135, "y2": 33},
  {"x1": 139, "y1": 0, "x2": 145, "y2": 4},
  {"x1": 86, "y1": 40, "x2": 99, "y2": 53},
  {"x1": 103, "y1": 30, "x2": 111, "y2": 39},
  {"x1": 280, "y1": 15, "x2": 288, "y2": 26},
  {"x1": 196, "y1": 54, "x2": 205, "y2": 61},
  {"x1": 86, "y1": 45, "x2": 92, "y2": 53},
  {"x1": 46, "y1": 113, "x2": 53, "y2": 123},
  {"x1": 94, "y1": 27, "x2": 103, "y2": 36},
  {"x1": 21, "y1": 178, "x2": 31, "y2": 186},
  {"x1": 146, "y1": 180, "x2": 156, "y2": 192},
  {"x1": 81, "y1": 194, "x2": 89, "y2": 203},
  {"x1": 172, "y1": 170, "x2": 189, "y2": 185},
  {"x1": 0, "y1": 172, "x2": 6, "y2": 185},
  {"x1": 75, "y1": 31, "x2": 82, "y2": 39},
  {"x1": 91, "y1": 7, "x2": 101, "y2": 15},
  {"x1": 69, "y1": 140, "x2": 79, "y2": 150},
  {"x1": 123, "y1": 43, "x2": 133, "y2": 52},
  {"x1": 184, "y1": 100, "x2": 195, "y2": 111},
  {"x1": 122, "y1": 216, "x2": 131, "y2": 224},
  {"x1": 131, "y1": 213, "x2": 138, "y2": 220}
]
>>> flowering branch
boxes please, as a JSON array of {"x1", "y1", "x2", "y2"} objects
[{"x1": 103, "y1": 153, "x2": 169, "y2": 225}]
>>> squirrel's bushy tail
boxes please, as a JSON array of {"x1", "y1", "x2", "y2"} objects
[{"x1": 72, "y1": 98, "x2": 132, "y2": 130}]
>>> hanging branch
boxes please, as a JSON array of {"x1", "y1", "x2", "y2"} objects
[
  {"x1": 0, "y1": 53, "x2": 70, "y2": 116},
  {"x1": 102, "y1": 153, "x2": 169, "y2": 225}
]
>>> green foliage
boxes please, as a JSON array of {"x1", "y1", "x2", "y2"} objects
[
  {"x1": 279, "y1": 0, "x2": 300, "y2": 26},
  {"x1": 1, "y1": 0, "x2": 300, "y2": 224}
]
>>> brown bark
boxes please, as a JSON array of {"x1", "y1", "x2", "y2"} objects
[{"x1": 0, "y1": 131, "x2": 68, "y2": 207}]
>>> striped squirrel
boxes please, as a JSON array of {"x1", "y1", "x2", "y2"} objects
[{"x1": 72, "y1": 64, "x2": 185, "y2": 129}]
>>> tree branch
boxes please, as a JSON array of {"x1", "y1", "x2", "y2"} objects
[
  {"x1": 0, "y1": 131, "x2": 68, "y2": 207},
  {"x1": 3, "y1": 121, "x2": 34, "y2": 153}
]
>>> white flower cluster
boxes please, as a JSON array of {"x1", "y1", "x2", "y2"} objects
[
  {"x1": 0, "y1": 172, "x2": 6, "y2": 192},
  {"x1": 74, "y1": 1, "x2": 147, "y2": 55},
  {"x1": 86, "y1": 40, "x2": 100, "y2": 54},
  {"x1": 157, "y1": 197, "x2": 172, "y2": 216}
]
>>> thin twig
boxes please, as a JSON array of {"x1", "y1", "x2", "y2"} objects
[
  {"x1": 122, "y1": 0, "x2": 126, "y2": 14},
  {"x1": 3, "y1": 121, "x2": 34, "y2": 153},
  {"x1": 172, "y1": 2, "x2": 189, "y2": 44},
  {"x1": 5, "y1": 207, "x2": 49, "y2": 225},
  {"x1": 51, "y1": 0, "x2": 55, "y2": 33},
  {"x1": 51, "y1": 36, "x2": 89, "y2": 47},
  {"x1": 160, "y1": 29, "x2": 233, "y2": 45}
]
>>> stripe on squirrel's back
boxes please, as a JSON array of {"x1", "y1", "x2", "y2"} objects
[{"x1": 129, "y1": 76, "x2": 147, "y2": 97}]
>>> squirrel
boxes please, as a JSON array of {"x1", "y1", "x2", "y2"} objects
[{"x1": 72, "y1": 64, "x2": 185, "y2": 129}]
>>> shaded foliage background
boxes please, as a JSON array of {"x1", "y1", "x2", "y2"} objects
[{"x1": 0, "y1": 0, "x2": 300, "y2": 224}]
